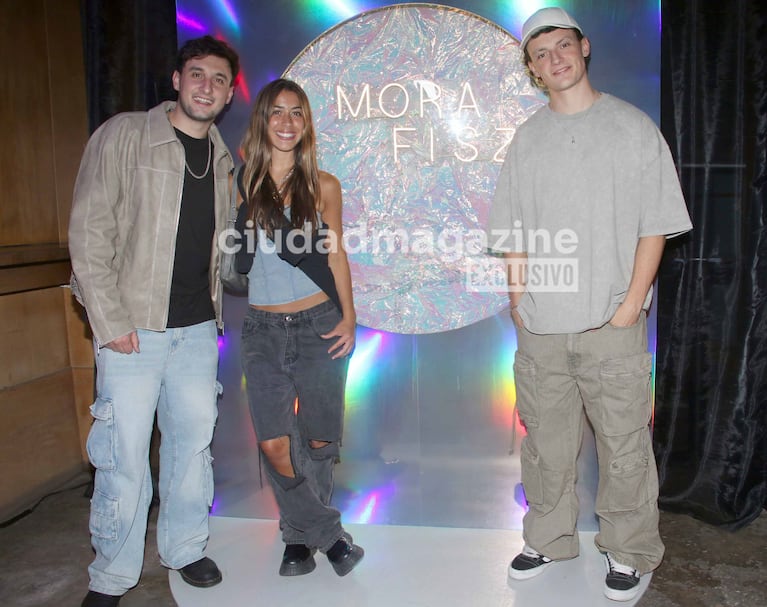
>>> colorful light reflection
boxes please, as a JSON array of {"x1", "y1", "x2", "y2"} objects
[
  {"x1": 345, "y1": 328, "x2": 385, "y2": 409},
  {"x1": 345, "y1": 483, "x2": 396, "y2": 524},
  {"x1": 491, "y1": 317, "x2": 520, "y2": 431},
  {"x1": 352, "y1": 492, "x2": 378, "y2": 523},
  {"x1": 213, "y1": 0, "x2": 240, "y2": 35},
  {"x1": 299, "y1": 0, "x2": 367, "y2": 23},
  {"x1": 177, "y1": 10, "x2": 205, "y2": 32},
  {"x1": 496, "y1": 0, "x2": 550, "y2": 32}
]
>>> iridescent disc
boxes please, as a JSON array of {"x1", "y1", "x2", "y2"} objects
[{"x1": 286, "y1": 4, "x2": 546, "y2": 334}]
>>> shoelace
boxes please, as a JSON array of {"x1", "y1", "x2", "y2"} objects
[
  {"x1": 606, "y1": 553, "x2": 637, "y2": 576},
  {"x1": 521, "y1": 545, "x2": 550, "y2": 561}
]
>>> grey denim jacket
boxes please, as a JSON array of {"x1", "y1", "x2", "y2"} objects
[{"x1": 68, "y1": 101, "x2": 234, "y2": 346}]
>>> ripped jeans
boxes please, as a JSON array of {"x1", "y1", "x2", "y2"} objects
[
  {"x1": 241, "y1": 300, "x2": 349, "y2": 552},
  {"x1": 86, "y1": 321, "x2": 220, "y2": 596},
  {"x1": 513, "y1": 312, "x2": 664, "y2": 574}
]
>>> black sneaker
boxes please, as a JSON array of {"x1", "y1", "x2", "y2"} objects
[
  {"x1": 326, "y1": 534, "x2": 364, "y2": 576},
  {"x1": 279, "y1": 543, "x2": 317, "y2": 576},
  {"x1": 81, "y1": 591, "x2": 121, "y2": 607},
  {"x1": 508, "y1": 545, "x2": 552, "y2": 580},
  {"x1": 603, "y1": 553, "x2": 641, "y2": 601},
  {"x1": 179, "y1": 557, "x2": 222, "y2": 588}
]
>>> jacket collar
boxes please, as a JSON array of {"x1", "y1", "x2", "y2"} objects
[{"x1": 147, "y1": 101, "x2": 233, "y2": 164}]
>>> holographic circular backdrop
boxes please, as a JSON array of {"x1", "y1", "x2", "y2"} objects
[{"x1": 285, "y1": 4, "x2": 546, "y2": 334}]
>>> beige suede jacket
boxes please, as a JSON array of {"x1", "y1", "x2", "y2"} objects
[{"x1": 68, "y1": 101, "x2": 234, "y2": 346}]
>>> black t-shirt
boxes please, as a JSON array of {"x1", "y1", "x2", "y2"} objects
[{"x1": 167, "y1": 128, "x2": 216, "y2": 328}]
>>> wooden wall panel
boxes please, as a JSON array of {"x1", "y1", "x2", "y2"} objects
[
  {"x1": 0, "y1": 0, "x2": 59, "y2": 246},
  {"x1": 63, "y1": 288, "x2": 95, "y2": 462},
  {"x1": 0, "y1": 261, "x2": 71, "y2": 296},
  {"x1": 0, "y1": 371, "x2": 83, "y2": 521},
  {"x1": 46, "y1": 0, "x2": 89, "y2": 243},
  {"x1": 0, "y1": 288, "x2": 70, "y2": 390},
  {"x1": 0, "y1": 0, "x2": 90, "y2": 519}
]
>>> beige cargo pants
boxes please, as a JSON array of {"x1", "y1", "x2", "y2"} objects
[{"x1": 513, "y1": 312, "x2": 665, "y2": 573}]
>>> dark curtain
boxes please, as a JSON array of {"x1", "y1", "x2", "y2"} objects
[
  {"x1": 654, "y1": 0, "x2": 767, "y2": 529},
  {"x1": 81, "y1": 0, "x2": 177, "y2": 132}
]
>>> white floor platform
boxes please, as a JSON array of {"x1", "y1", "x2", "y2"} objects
[{"x1": 170, "y1": 516, "x2": 650, "y2": 607}]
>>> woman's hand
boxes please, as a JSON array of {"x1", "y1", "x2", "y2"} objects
[{"x1": 322, "y1": 318, "x2": 356, "y2": 359}]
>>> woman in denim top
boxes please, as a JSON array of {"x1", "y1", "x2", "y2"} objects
[{"x1": 238, "y1": 79, "x2": 363, "y2": 577}]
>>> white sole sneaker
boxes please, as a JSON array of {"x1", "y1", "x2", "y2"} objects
[
  {"x1": 603, "y1": 553, "x2": 641, "y2": 601},
  {"x1": 508, "y1": 559, "x2": 552, "y2": 580},
  {"x1": 604, "y1": 584, "x2": 641, "y2": 602},
  {"x1": 508, "y1": 547, "x2": 553, "y2": 581}
]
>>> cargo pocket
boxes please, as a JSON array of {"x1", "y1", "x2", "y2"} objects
[
  {"x1": 513, "y1": 352, "x2": 539, "y2": 429},
  {"x1": 606, "y1": 433, "x2": 655, "y2": 512},
  {"x1": 89, "y1": 488, "x2": 119, "y2": 541},
  {"x1": 520, "y1": 440, "x2": 543, "y2": 507},
  {"x1": 86, "y1": 397, "x2": 116, "y2": 471},
  {"x1": 598, "y1": 352, "x2": 652, "y2": 436}
]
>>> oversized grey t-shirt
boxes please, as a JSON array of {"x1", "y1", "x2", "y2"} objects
[{"x1": 487, "y1": 93, "x2": 692, "y2": 334}]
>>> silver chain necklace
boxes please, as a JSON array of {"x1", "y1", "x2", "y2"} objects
[{"x1": 185, "y1": 137, "x2": 212, "y2": 179}]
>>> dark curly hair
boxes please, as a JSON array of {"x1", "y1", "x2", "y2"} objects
[{"x1": 176, "y1": 35, "x2": 240, "y2": 83}]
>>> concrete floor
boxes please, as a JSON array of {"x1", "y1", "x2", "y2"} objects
[{"x1": 1, "y1": 472, "x2": 765, "y2": 607}]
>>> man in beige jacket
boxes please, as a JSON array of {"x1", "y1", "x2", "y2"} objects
[{"x1": 68, "y1": 35, "x2": 238, "y2": 607}]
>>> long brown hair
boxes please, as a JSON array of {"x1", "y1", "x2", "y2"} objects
[{"x1": 239, "y1": 79, "x2": 320, "y2": 236}]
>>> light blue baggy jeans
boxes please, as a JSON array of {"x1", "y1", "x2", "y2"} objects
[{"x1": 86, "y1": 321, "x2": 220, "y2": 596}]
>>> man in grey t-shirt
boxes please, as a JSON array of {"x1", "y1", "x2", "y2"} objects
[{"x1": 487, "y1": 7, "x2": 692, "y2": 602}]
